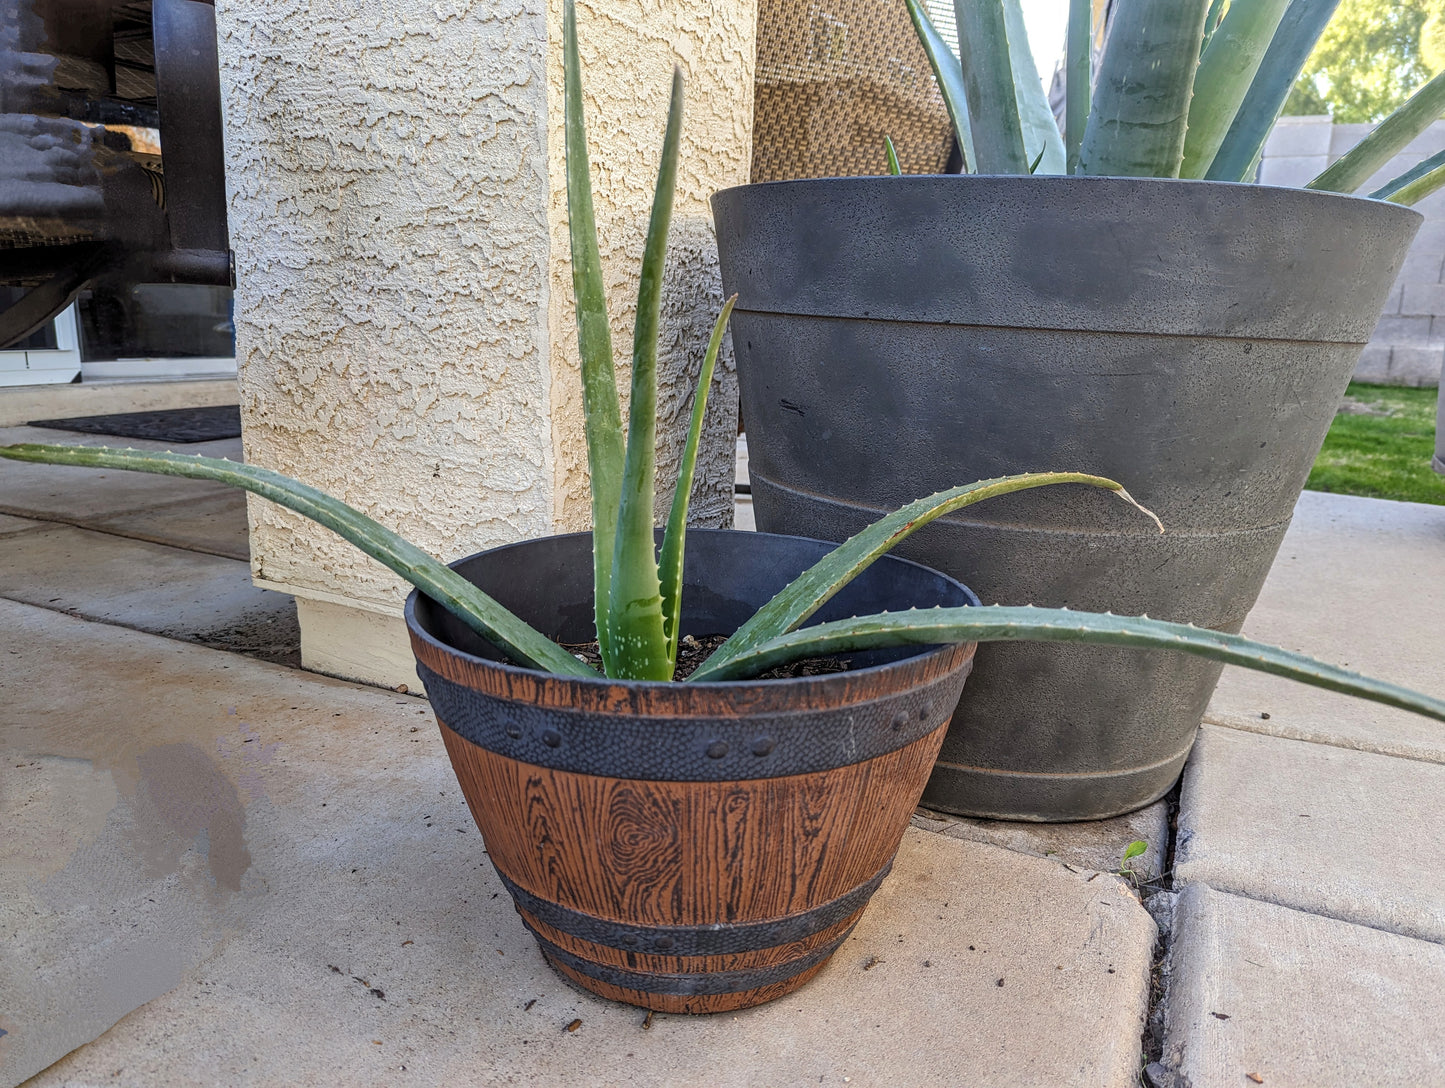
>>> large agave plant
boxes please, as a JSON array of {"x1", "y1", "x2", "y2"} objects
[
  {"x1": 3, "y1": 0, "x2": 1444, "y2": 727},
  {"x1": 905, "y1": 0, "x2": 1445, "y2": 204}
]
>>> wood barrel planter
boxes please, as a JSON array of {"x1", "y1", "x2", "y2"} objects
[{"x1": 405, "y1": 530, "x2": 978, "y2": 1013}]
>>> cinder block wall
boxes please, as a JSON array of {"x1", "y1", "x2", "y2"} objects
[{"x1": 1261, "y1": 116, "x2": 1445, "y2": 389}]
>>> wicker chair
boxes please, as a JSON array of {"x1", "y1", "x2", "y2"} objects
[{"x1": 750, "y1": 0, "x2": 957, "y2": 182}]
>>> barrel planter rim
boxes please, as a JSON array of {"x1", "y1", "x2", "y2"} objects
[
  {"x1": 404, "y1": 528, "x2": 980, "y2": 1013},
  {"x1": 404, "y1": 527, "x2": 981, "y2": 699},
  {"x1": 711, "y1": 173, "x2": 1422, "y2": 822}
]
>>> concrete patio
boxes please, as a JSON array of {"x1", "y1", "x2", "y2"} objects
[{"x1": 2, "y1": 408, "x2": 1443, "y2": 1087}]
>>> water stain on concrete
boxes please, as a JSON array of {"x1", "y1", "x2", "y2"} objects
[{"x1": 132, "y1": 742, "x2": 251, "y2": 892}]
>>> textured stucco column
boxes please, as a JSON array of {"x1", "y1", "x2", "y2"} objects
[{"x1": 216, "y1": 1, "x2": 756, "y2": 687}]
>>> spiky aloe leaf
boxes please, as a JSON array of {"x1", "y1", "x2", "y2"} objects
[
  {"x1": 1065, "y1": 0, "x2": 1091, "y2": 174},
  {"x1": 1308, "y1": 72, "x2": 1445, "y2": 195},
  {"x1": 605, "y1": 67, "x2": 685, "y2": 682},
  {"x1": 1001, "y1": 0, "x2": 1066, "y2": 176},
  {"x1": 689, "y1": 472, "x2": 1159, "y2": 682},
  {"x1": 1078, "y1": 0, "x2": 1209, "y2": 177},
  {"x1": 563, "y1": 0, "x2": 624, "y2": 674},
  {"x1": 0, "y1": 443, "x2": 596, "y2": 677},
  {"x1": 696, "y1": 606, "x2": 1445, "y2": 726},
  {"x1": 658, "y1": 295, "x2": 736, "y2": 666},
  {"x1": 953, "y1": 0, "x2": 1028, "y2": 173},
  {"x1": 1200, "y1": 0, "x2": 1228, "y2": 55},
  {"x1": 1180, "y1": 0, "x2": 1291, "y2": 179},
  {"x1": 884, "y1": 136, "x2": 902, "y2": 176},
  {"x1": 1372, "y1": 149, "x2": 1445, "y2": 206},
  {"x1": 903, "y1": 0, "x2": 975, "y2": 172},
  {"x1": 1206, "y1": 0, "x2": 1341, "y2": 182}
]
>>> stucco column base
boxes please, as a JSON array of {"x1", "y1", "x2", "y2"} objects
[{"x1": 290, "y1": 595, "x2": 421, "y2": 693}]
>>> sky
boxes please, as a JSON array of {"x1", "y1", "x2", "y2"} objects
[{"x1": 1020, "y1": 0, "x2": 1070, "y2": 84}]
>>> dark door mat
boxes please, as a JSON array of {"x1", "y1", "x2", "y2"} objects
[{"x1": 27, "y1": 404, "x2": 243, "y2": 443}]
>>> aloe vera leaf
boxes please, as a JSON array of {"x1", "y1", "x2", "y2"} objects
[
  {"x1": 0, "y1": 443, "x2": 596, "y2": 677},
  {"x1": 1065, "y1": 0, "x2": 1091, "y2": 174},
  {"x1": 1308, "y1": 72, "x2": 1445, "y2": 194},
  {"x1": 952, "y1": 0, "x2": 1028, "y2": 173},
  {"x1": 1180, "y1": 0, "x2": 1291, "y2": 179},
  {"x1": 1200, "y1": 0, "x2": 1228, "y2": 56},
  {"x1": 657, "y1": 296, "x2": 736, "y2": 666},
  {"x1": 1206, "y1": 0, "x2": 1341, "y2": 182},
  {"x1": 696, "y1": 606, "x2": 1445, "y2": 725},
  {"x1": 1374, "y1": 150, "x2": 1445, "y2": 205},
  {"x1": 1000, "y1": 0, "x2": 1067, "y2": 176},
  {"x1": 903, "y1": 0, "x2": 975, "y2": 172},
  {"x1": 1078, "y1": 0, "x2": 1209, "y2": 177},
  {"x1": 605, "y1": 67, "x2": 684, "y2": 682},
  {"x1": 884, "y1": 136, "x2": 902, "y2": 176},
  {"x1": 690, "y1": 472, "x2": 1160, "y2": 682},
  {"x1": 563, "y1": 0, "x2": 625, "y2": 673}
]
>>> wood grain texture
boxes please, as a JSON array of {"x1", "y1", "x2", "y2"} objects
[{"x1": 440, "y1": 719, "x2": 948, "y2": 1010}]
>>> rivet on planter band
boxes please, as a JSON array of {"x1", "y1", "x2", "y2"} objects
[
  {"x1": 505, "y1": 724, "x2": 523, "y2": 739},
  {"x1": 542, "y1": 728, "x2": 562, "y2": 748},
  {"x1": 890, "y1": 713, "x2": 908, "y2": 731},
  {"x1": 653, "y1": 935, "x2": 675, "y2": 950},
  {"x1": 705, "y1": 740, "x2": 729, "y2": 759},
  {"x1": 750, "y1": 736, "x2": 776, "y2": 756}
]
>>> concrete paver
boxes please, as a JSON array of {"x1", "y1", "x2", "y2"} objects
[
  {"x1": 1206, "y1": 490, "x2": 1445, "y2": 765},
  {"x1": 0, "y1": 524, "x2": 297, "y2": 665},
  {"x1": 912, "y1": 799, "x2": 1170, "y2": 881},
  {"x1": 1159, "y1": 883, "x2": 1445, "y2": 1088},
  {"x1": 88, "y1": 490, "x2": 251, "y2": 560},
  {"x1": 1175, "y1": 725, "x2": 1445, "y2": 943},
  {"x1": 0, "y1": 512, "x2": 44, "y2": 537},
  {"x1": 2, "y1": 599, "x2": 1157, "y2": 1088}
]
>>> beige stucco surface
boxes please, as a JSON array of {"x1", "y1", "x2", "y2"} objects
[{"x1": 216, "y1": 0, "x2": 755, "y2": 624}]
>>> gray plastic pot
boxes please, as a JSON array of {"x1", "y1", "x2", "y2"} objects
[{"x1": 712, "y1": 175, "x2": 1420, "y2": 821}]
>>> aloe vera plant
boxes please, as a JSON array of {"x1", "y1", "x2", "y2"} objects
[
  {"x1": 904, "y1": 0, "x2": 1445, "y2": 205},
  {"x1": 4, "y1": 0, "x2": 1445, "y2": 730}
]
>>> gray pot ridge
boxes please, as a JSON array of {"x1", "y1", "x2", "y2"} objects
[{"x1": 712, "y1": 174, "x2": 1421, "y2": 821}]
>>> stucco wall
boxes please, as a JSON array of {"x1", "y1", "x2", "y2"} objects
[
  {"x1": 1261, "y1": 117, "x2": 1445, "y2": 389},
  {"x1": 217, "y1": 0, "x2": 756, "y2": 633},
  {"x1": 544, "y1": 1, "x2": 754, "y2": 533}
]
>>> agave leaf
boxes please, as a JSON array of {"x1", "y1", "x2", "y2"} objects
[
  {"x1": 658, "y1": 295, "x2": 736, "y2": 665},
  {"x1": 1206, "y1": 0, "x2": 1341, "y2": 182},
  {"x1": 604, "y1": 67, "x2": 685, "y2": 682},
  {"x1": 563, "y1": 0, "x2": 625, "y2": 673},
  {"x1": 903, "y1": 0, "x2": 975, "y2": 172},
  {"x1": 952, "y1": 0, "x2": 1028, "y2": 173},
  {"x1": 696, "y1": 606, "x2": 1445, "y2": 726},
  {"x1": 0, "y1": 443, "x2": 596, "y2": 677},
  {"x1": 1308, "y1": 72, "x2": 1445, "y2": 195},
  {"x1": 689, "y1": 472, "x2": 1160, "y2": 682},
  {"x1": 1000, "y1": 0, "x2": 1066, "y2": 175},
  {"x1": 1065, "y1": 0, "x2": 1091, "y2": 174},
  {"x1": 1078, "y1": 0, "x2": 1209, "y2": 177},
  {"x1": 1180, "y1": 0, "x2": 1291, "y2": 179},
  {"x1": 1373, "y1": 149, "x2": 1445, "y2": 205},
  {"x1": 884, "y1": 136, "x2": 903, "y2": 176}
]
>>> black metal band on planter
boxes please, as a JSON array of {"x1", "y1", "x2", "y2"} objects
[
  {"x1": 498, "y1": 858, "x2": 892, "y2": 957},
  {"x1": 528, "y1": 921, "x2": 860, "y2": 997},
  {"x1": 418, "y1": 660, "x2": 960, "y2": 781}
]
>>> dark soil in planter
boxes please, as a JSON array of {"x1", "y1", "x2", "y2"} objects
[{"x1": 560, "y1": 634, "x2": 854, "y2": 681}]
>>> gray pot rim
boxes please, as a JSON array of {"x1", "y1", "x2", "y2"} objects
[{"x1": 713, "y1": 172, "x2": 1424, "y2": 226}]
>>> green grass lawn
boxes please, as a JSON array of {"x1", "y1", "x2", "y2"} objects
[{"x1": 1307, "y1": 382, "x2": 1445, "y2": 506}]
